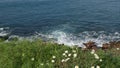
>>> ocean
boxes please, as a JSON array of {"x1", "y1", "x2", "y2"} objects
[{"x1": 0, "y1": 0, "x2": 120, "y2": 47}]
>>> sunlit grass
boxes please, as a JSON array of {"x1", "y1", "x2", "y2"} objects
[{"x1": 0, "y1": 39, "x2": 120, "y2": 68}]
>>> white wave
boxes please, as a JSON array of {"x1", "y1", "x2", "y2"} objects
[
  {"x1": 3, "y1": 29, "x2": 120, "y2": 47},
  {"x1": 0, "y1": 32, "x2": 8, "y2": 36},
  {"x1": 40, "y1": 30, "x2": 120, "y2": 47},
  {"x1": 47, "y1": 31, "x2": 102, "y2": 47},
  {"x1": 0, "y1": 27, "x2": 10, "y2": 37}
]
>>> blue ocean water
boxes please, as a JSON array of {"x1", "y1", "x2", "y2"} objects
[{"x1": 0, "y1": 0, "x2": 120, "y2": 46}]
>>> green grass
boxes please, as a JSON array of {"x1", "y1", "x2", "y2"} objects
[{"x1": 0, "y1": 39, "x2": 120, "y2": 68}]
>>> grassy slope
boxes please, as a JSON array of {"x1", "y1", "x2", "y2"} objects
[{"x1": 0, "y1": 39, "x2": 120, "y2": 68}]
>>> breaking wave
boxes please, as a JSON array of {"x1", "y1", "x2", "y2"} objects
[
  {"x1": 1, "y1": 27, "x2": 120, "y2": 47},
  {"x1": 0, "y1": 27, "x2": 10, "y2": 37},
  {"x1": 36, "y1": 30, "x2": 120, "y2": 47}
]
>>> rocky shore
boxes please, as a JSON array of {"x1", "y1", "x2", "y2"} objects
[{"x1": 82, "y1": 41, "x2": 120, "y2": 51}]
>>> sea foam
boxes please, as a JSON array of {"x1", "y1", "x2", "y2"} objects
[
  {"x1": 1, "y1": 27, "x2": 120, "y2": 47},
  {"x1": 36, "y1": 30, "x2": 120, "y2": 47}
]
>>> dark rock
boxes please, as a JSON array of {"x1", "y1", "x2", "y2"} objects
[
  {"x1": 109, "y1": 41, "x2": 120, "y2": 48},
  {"x1": 83, "y1": 41, "x2": 97, "y2": 49},
  {"x1": 0, "y1": 33, "x2": 9, "y2": 41},
  {"x1": 102, "y1": 43, "x2": 110, "y2": 50}
]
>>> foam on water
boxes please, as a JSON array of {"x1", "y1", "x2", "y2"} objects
[
  {"x1": 0, "y1": 27, "x2": 10, "y2": 37},
  {"x1": 36, "y1": 30, "x2": 120, "y2": 47},
  {"x1": 1, "y1": 27, "x2": 120, "y2": 47}
]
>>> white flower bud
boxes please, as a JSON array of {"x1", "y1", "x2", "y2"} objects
[
  {"x1": 31, "y1": 58, "x2": 34, "y2": 61},
  {"x1": 65, "y1": 50, "x2": 68, "y2": 53},
  {"x1": 63, "y1": 53, "x2": 66, "y2": 56},
  {"x1": 68, "y1": 54, "x2": 72, "y2": 57},
  {"x1": 73, "y1": 53, "x2": 77, "y2": 58},
  {"x1": 51, "y1": 60, "x2": 55, "y2": 63},
  {"x1": 65, "y1": 58, "x2": 70, "y2": 62},
  {"x1": 52, "y1": 56, "x2": 56, "y2": 59},
  {"x1": 96, "y1": 65, "x2": 100, "y2": 68},
  {"x1": 61, "y1": 59, "x2": 65, "y2": 62},
  {"x1": 91, "y1": 66, "x2": 95, "y2": 68},
  {"x1": 94, "y1": 54, "x2": 99, "y2": 59},
  {"x1": 100, "y1": 59, "x2": 102, "y2": 62},
  {"x1": 75, "y1": 65, "x2": 79, "y2": 68},
  {"x1": 72, "y1": 50, "x2": 76, "y2": 53},
  {"x1": 40, "y1": 63, "x2": 44, "y2": 66},
  {"x1": 91, "y1": 49, "x2": 95, "y2": 54},
  {"x1": 117, "y1": 48, "x2": 120, "y2": 50}
]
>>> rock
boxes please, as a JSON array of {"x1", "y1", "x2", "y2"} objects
[
  {"x1": 0, "y1": 32, "x2": 9, "y2": 40},
  {"x1": 92, "y1": 46, "x2": 98, "y2": 51},
  {"x1": 83, "y1": 41, "x2": 97, "y2": 50},
  {"x1": 109, "y1": 41, "x2": 120, "y2": 48},
  {"x1": 109, "y1": 41, "x2": 117, "y2": 48},
  {"x1": 102, "y1": 43, "x2": 110, "y2": 50},
  {"x1": 82, "y1": 41, "x2": 120, "y2": 51}
]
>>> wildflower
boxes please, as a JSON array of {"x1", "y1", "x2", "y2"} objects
[
  {"x1": 94, "y1": 53, "x2": 99, "y2": 59},
  {"x1": 91, "y1": 49, "x2": 95, "y2": 54},
  {"x1": 31, "y1": 58, "x2": 35, "y2": 61},
  {"x1": 73, "y1": 53, "x2": 77, "y2": 58},
  {"x1": 91, "y1": 66, "x2": 95, "y2": 68},
  {"x1": 75, "y1": 65, "x2": 79, "y2": 68},
  {"x1": 65, "y1": 58, "x2": 70, "y2": 62},
  {"x1": 100, "y1": 59, "x2": 102, "y2": 62},
  {"x1": 52, "y1": 56, "x2": 56, "y2": 59},
  {"x1": 62, "y1": 53, "x2": 66, "y2": 56},
  {"x1": 40, "y1": 63, "x2": 44, "y2": 66},
  {"x1": 65, "y1": 50, "x2": 68, "y2": 53},
  {"x1": 66, "y1": 58, "x2": 70, "y2": 61},
  {"x1": 117, "y1": 48, "x2": 120, "y2": 50},
  {"x1": 96, "y1": 65, "x2": 100, "y2": 68},
  {"x1": 61, "y1": 59, "x2": 65, "y2": 62},
  {"x1": 51, "y1": 60, "x2": 55, "y2": 63},
  {"x1": 68, "y1": 54, "x2": 72, "y2": 57},
  {"x1": 72, "y1": 50, "x2": 76, "y2": 53}
]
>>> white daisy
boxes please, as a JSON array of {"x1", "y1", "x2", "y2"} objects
[
  {"x1": 73, "y1": 53, "x2": 77, "y2": 58},
  {"x1": 75, "y1": 65, "x2": 79, "y2": 68},
  {"x1": 65, "y1": 50, "x2": 68, "y2": 53},
  {"x1": 52, "y1": 56, "x2": 56, "y2": 59},
  {"x1": 31, "y1": 58, "x2": 35, "y2": 61},
  {"x1": 51, "y1": 60, "x2": 55, "y2": 63},
  {"x1": 96, "y1": 65, "x2": 100, "y2": 68}
]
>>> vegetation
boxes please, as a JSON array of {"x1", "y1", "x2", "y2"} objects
[{"x1": 0, "y1": 39, "x2": 120, "y2": 68}]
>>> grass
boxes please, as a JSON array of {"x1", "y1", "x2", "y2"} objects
[{"x1": 0, "y1": 39, "x2": 120, "y2": 68}]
